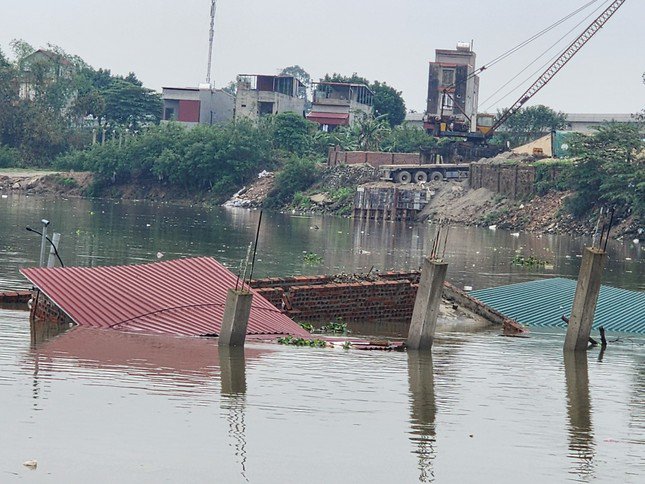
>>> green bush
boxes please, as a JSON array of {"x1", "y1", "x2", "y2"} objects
[
  {"x1": 264, "y1": 156, "x2": 322, "y2": 208},
  {"x1": 0, "y1": 145, "x2": 21, "y2": 167},
  {"x1": 565, "y1": 124, "x2": 643, "y2": 220}
]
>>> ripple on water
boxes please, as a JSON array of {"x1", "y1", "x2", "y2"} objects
[{"x1": 1, "y1": 307, "x2": 644, "y2": 482}]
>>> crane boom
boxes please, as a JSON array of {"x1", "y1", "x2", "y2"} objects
[{"x1": 485, "y1": 0, "x2": 627, "y2": 139}]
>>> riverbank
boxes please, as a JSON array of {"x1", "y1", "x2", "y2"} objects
[
  {"x1": 2, "y1": 166, "x2": 640, "y2": 240},
  {"x1": 0, "y1": 169, "x2": 92, "y2": 198}
]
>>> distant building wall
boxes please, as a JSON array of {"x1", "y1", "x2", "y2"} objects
[
  {"x1": 328, "y1": 147, "x2": 422, "y2": 167},
  {"x1": 427, "y1": 43, "x2": 479, "y2": 132},
  {"x1": 564, "y1": 113, "x2": 634, "y2": 133},
  {"x1": 162, "y1": 86, "x2": 233, "y2": 125}
]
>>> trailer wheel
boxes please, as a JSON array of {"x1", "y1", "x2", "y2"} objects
[
  {"x1": 414, "y1": 171, "x2": 428, "y2": 183},
  {"x1": 396, "y1": 170, "x2": 412, "y2": 184},
  {"x1": 431, "y1": 171, "x2": 444, "y2": 182}
]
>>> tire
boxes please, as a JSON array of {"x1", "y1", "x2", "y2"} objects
[
  {"x1": 414, "y1": 171, "x2": 428, "y2": 183},
  {"x1": 431, "y1": 171, "x2": 444, "y2": 182},
  {"x1": 396, "y1": 170, "x2": 412, "y2": 184}
]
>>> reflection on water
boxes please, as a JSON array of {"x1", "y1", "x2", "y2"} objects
[
  {"x1": 219, "y1": 347, "x2": 248, "y2": 481},
  {"x1": 407, "y1": 351, "x2": 437, "y2": 483},
  {"x1": 0, "y1": 310, "x2": 641, "y2": 482},
  {"x1": 1, "y1": 194, "x2": 643, "y2": 293},
  {"x1": 564, "y1": 351, "x2": 596, "y2": 480}
]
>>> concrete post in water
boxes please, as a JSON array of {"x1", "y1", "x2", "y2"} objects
[
  {"x1": 407, "y1": 257, "x2": 448, "y2": 350},
  {"x1": 564, "y1": 247, "x2": 606, "y2": 352},
  {"x1": 38, "y1": 222, "x2": 49, "y2": 267},
  {"x1": 218, "y1": 289, "x2": 253, "y2": 347},
  {"x1": 47, "y1": 233, "x2": 61, "y2": 268}
]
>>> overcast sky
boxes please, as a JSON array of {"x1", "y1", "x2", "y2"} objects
[{"x1": 2, "y1": 0, "x2": 643, "y2": 114}]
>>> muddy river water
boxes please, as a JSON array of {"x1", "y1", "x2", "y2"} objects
[{"x1": 1, "y1": 194, "x2": 643, "y2": 482}]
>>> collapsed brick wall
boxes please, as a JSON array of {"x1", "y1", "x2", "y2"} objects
[
  {"x1": 251, "y1": 272, "x2": 421, "y2": 323},
  {"x1": 30, "y1": 290, "x2": 74, "y2": 325}
]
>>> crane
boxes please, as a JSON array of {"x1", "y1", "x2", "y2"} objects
[{"x1": 484, "y1": 0, "x2": 627, "y2": 140}]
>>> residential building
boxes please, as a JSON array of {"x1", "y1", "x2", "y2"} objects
[
  {"x1": 425, "y1": 42, "x2": 479, "y2": 133},
  {"x1": 564, "y1": 113, "x2": 635, "y2": 133},
  {"x1": 403, "y1": 112, "x2": 425, "y2": 130},
  {"x1": 235, "y1": 74, "x2": 305, "y2": 120},
  {"x1": 18, "y1": 49, "x2": 75, "y2": 103},
  {"x1": 307, "y1": 81, "x2": 373, "y2": 131},
  {"x1": 161, "y1": 84, "x2": 234, "y2": 125}
]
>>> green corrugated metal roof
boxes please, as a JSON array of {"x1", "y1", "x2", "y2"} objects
[{"x1": 471, "y1": 278, "x2": 645, "y2": 334}]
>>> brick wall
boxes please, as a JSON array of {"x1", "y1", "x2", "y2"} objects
[
  {"x1": 30, "y1": 290, "x2": 74, "y2": 325},
  {"x1": 251, "y1": 272, "x2": 421, "y2": 323},
  {"x1": 328, "y1": 147, "x2": 422, "y2": 168}
]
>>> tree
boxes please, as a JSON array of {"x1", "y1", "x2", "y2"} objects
[
  {"x1": 281, "y1": 65, "x2": 311, "y2": 107},
  {"x1": 371, "y1": 81, "x2": 406, "y2": 127},
  {"x1": 635, "y1": 72, "x2": 645, "y2": 122},
  {"x1": 280, "y1": 65, "x2": 311, "y2": 88},
  {"x1": 322, "y1": 73, "x2": 406, "y2": 126},
  {"x1": 0, "y1": 48, "x2": 18, "y2": 146},
  {"x1": 222, "y1": 80, "x2": 236, "y2": 96},
  {"x1": 102, "y1": 79, "x2": 162, "y2": 130},
  {"x1": 272, "y1": 112, "x2": 314, "y2": 155},
  {"x1": 494, "y1": 105, "x2": 567, "y2": 147},
  {"x1": 566, "y1": 124, "x2": 643, "y2": 220}
]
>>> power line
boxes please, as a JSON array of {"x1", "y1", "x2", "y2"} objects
[{"x1": 480, "y1": 0, "x2": 614, "y2": 111}]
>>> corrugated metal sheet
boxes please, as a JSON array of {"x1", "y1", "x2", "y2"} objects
[
  {"x1": 21, "y1": 257, "x2": 310, "y2": 338},
  {"x1": 471, "y1": 278, "x2": 645, "y2": 334}
]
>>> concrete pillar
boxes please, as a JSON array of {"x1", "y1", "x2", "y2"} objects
[
  {"x1": 219, "y1": 346, "x2": 246, "y2": 395},
  {"x1": 407, "y1": 258, "x2": 448, "y2": 350},
  {"x1": 47, "y1": 233, "x2": 61, "y2": 268},
  {"x1": 218, "y1": 289, "x2": 253, "y2": 347},
  {"x1": 564, "y1": 248, "x2": 606, "y2": 352},
  {"x1": 563, "y1": 351, "x2": 594, "y2": 467}
]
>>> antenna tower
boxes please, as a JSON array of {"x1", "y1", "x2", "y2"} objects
[{"x1": 206, "y1": 0, "x2": 217, "y2": 85}]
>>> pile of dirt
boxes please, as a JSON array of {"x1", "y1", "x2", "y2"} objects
[
  {"x1": 224, "y1": 171, "x2": 275, "y2": 208},
  {"x1": 0, "y1": 170, "x2": 92, "y2": 197},
  {"x1": 418, "y1": 180, "x2": 508, "y2": 224},
  {"x1": 312, "y1": 163, "x2": 378, "y2": 191},
  {"x1": 417, "y1": 180, "x2": 599, "y2": 236},
  {"x1": 223, "y1": 163, "x2": 379, "y2": 214},
  {"x1": 474, "y1": 150, "x2": 546, "y2": 165}
]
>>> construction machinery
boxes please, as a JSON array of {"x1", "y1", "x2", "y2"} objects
[{"x1": 426, "y1": 0, "x2": 627, "y2": 144}]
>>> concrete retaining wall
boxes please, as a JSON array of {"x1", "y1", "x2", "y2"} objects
[{"x1": 469, "y1": 163, "x2": 537, "y2": 199}]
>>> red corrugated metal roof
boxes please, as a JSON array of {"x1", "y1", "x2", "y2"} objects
[
  {"x1": 306, "y1": 112, "x2": 350, "y2": 125},
  {"x1": 21, "y1": 257, "x2": 309, "y2": 338}
]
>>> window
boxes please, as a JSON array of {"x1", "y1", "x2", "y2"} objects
[
  {"x1": 164, "y1": 107, "x2": 175, "y2": 120},
  {"x1": 442, "y1": 95, "x2": 454, "y2": 110},
  {"x1": 441, "y1": 69, "x2": 455, "y2": 86}
]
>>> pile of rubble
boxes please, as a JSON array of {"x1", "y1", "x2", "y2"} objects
[{"x1": 223, "y1": 171, "x2": 275, "y2": 208}]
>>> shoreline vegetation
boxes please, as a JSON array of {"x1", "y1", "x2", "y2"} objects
[
  {"x1": 1, "y1": 120, "x2": 642, "y2": 240},
  {"x1": 1, "y1": 42, "x2": 642, "y2": 238}
]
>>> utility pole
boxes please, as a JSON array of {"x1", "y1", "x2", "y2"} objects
[{"x1": 206, "y1": 0, "x2": 217, "y2": 86}]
